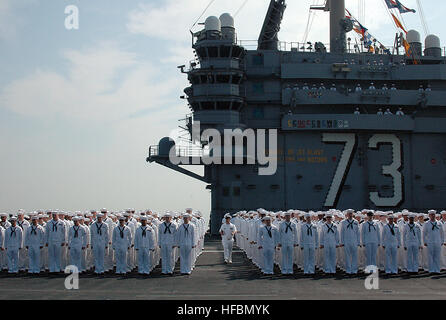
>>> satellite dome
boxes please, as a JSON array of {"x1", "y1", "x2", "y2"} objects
[
  {"x1": 205, "y1": 16, "x2": 221, "y2": 32},
  {"x1": 407, "y1": 30, "x2": 421, "y2": 43},
  {"x1": 220, "y1": 13, "x2": 234, "y2": 28},
  {"x1": 425, "y1": 34, "x2": 441, "y2": 49}
]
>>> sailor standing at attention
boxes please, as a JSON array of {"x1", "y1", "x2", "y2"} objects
[
  {"x1": 361, "y1": 211, "x2": 381, "y2": 268},
  {"x1": 158, "y1": 213, "x2": 178, "y2": 275},
  {"x1": 277, "y1": 212, "x2": 298, "y2": 275},
  {"x1": 90, "y1": 213, "x2": 109, "y2": 275},
  {"x1": 404, "y1": 213, "x2": 422, "y2": 274},
  {"x1": 16, "y1": 210, "x2": 30, "y2": 272},
  {"x1": 300, "y1": 213, "x2": 318, "y2": 275},
  {"x1": 258, "y1": 216, "x2": 279, "y2": 275},
  {"x1": 175, "y1": 213, "x2": 197, "y2": 275},
  {"x1": 25, "y1": 216, "x2": 45, "y2": 274},
  {"x1": 382, "y1": 214, "x2": 401, "y2": 275},
  {"x1": 320, "y1": 213, "x2": 339, "y2": 274},
  {"x1": 45, "y1": 212, "x2": 66, "y2": 273},
  {"x1": 112, "y1": 216, "x2": 132, "y2": 275},
  {"x1": 134, "y1": 216, "x2": 156, "y2": 275},
  {"x1": 68, "y1": 217, "x2": 87, "y2": 272},
  {"x1": 219, "y1": 214, "x2": 237, "y2": 264},
  {"x1": 423, "y1": 210, "x2": 445, "y2": 275},
  {"x1": 340, "y1": 209, "x2": 360, "y2": 275},
  {"x1": 5, "y1": 217, "x2": 23, "y2": 274}
]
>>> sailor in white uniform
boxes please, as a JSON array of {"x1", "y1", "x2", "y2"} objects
[
  {"x1": 5, "y1": 217, "x2": 23, "y2": 273},
  {"x1": 423, "y1": 210, "x2": 445, "y2": 274},
  {"x1": 277, "y1": 212, "x2": 298, "y2": 274},
  {"x1": 17, "y1": 210, "x2": 30, "y2": 272},
  {"x1": 320, "y1": 213, "x2": 339, "y2": 274},
  {"x1": 90, "y1": 213, "x2": 109, "y2": 274},
  {"x1": 404, "y1": 213, "x2": 422, "y2": 274},
  {"x1": 219, "y1": 214, "x2": 237, "y2": 264},
  {"x1": 175, "y1": 213, "x2": 197, "y2": 275},
  {"x1": 68, "y1": 217, "x2": 87, "y2": 272},
  {"x1": 340, "y1": 209, "x2": 360, "y2": 274},
  {"x1": 112, "y1": 216, "x2": 132, "y2": 275},
  {"x1": 25, "y1": 216, "x2": 45, "y2": 274},
  {"x1": 134, "y1": 216, "x2": 156, "y2": 275},
  {"x1": 258, "y1": 216, "x2": 279, "y2": 275},
  {"x1": 158, "y1": 213, "x2": 178, "y2": 275},
  {"x1": 361, "y1": 211, "x2": 381, "y2": 268},
  {"x1": 45, "y1": 212, "x2": 67, "y2": 273},
  {"x1": 300, "y1": 213, "x2": 319, "y2": 275},
  {"x1": 382, "y1": 214, "x2": 401, "y2": 275},
  {"x1": 0, "y1": 213, "x2": 10, "y2": 271}
]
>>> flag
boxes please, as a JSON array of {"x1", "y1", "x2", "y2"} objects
[
  {"x1": 391, "y1": 13, "x2": 408, "y2": 33},
  {"x1": 385, "y1": 0, "x2": 416, "y2": 14}
]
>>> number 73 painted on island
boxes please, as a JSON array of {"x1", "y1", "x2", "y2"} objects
[{"x1": 322, "y1": 133, "x2": 403, "y2": 208}]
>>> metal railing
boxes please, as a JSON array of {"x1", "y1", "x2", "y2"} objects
[
  {"x1": 148, "y1": 144, "x2": 206, "y2": 158},
  {"x1": 237, "y1": 39, "x2": 446, "y2": 56}
]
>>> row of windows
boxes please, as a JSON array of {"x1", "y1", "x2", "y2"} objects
[
  {"x1": 190, "y1": 101, "x2": 243, "y2": 111},
  {"x1": 190, "y1": 74, "x2": 243, "y2": 85},
  {"x1": 195, "y1": 45, "x2": 244, "y2": 59}
]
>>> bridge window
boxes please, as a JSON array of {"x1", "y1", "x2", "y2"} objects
[
  {"x1": 208, "y1": 46, "x2": 218, "y2": 58},
  {"x1": 220, "y1": 45, "x2": 231, "y2": 58}
]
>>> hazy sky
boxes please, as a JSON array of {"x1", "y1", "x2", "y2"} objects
[{"x1": 0, "y1": 0, "x2": 443, "y2": 218}]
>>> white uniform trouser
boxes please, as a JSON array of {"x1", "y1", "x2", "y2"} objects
[
  {"x1": 261, "y1": 247, "x2": 274, "y2": 274},
  {"x1": 407, "y1": 244, "x2": 419, "y2": 272},
  {"x1": 105, "y1": 246, "x2": 113, "y2": 271},
  {"x1": 365, "y1": 243, "x2": 379, "y2": 268},
  {"x1": 385, "y1": 245, "x2": 398, "y2": 274},
  {"x1": 344, "y1": 244, "x2": 358, "y2": 274},
  {"x1": 427, "y1": 244, "x2": 442, "y2": 273},
  {"x1": 81, "y1": 248, "x2": 87, "y2": 272},
  {"x1": 1, "y1": 250, "x2": 7, "y2": 270},
  {"x1": 161, "y1": 245, "x2": 175, "y2": 273},
  {"x1": 69, "y1": 247, "x2": 82, "y2": 272},
  {"x1": 19, "y1": 247, "x2": 28, "y2": 271},
  {"x1": 7, "y1": 249, "x2": 19, "y2": 273},
  {"x1": 115, "y1": 247, "x2": 128, "y2": 274},
  {"x1": 179, "y1": 245, "x2": 192, "y2": 274},
  {"x1": 303, "y1": 247, "x2": 315, "y2": 274},
  {"x1": 28, "y1": 246, "x2": 41, "y2": 273},
  {"x1": 281, "y1": 244, "x2": 294, "y2": 274},
  {"x1": 137, "y1": 248, "x2": 151, "y2": 274},
  {"x1": 222, "y1": 240, "x2": 234, "y2": 262},
  {"x1": 323, "y1": 245, "x2": 336, "y2": 274},
  {"x1": 48, "y1": 243, "x2": 62, "y2": 272},
  {"x1": 93, "y1": 246, "x2": 105, "y2": 273}
]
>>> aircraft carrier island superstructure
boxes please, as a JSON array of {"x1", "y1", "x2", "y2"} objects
[{"x1": 147, "y1": 0, "x2": 446, "y2": 234}]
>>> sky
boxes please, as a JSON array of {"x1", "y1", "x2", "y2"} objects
[{"x1": 0, "y1": 0, "x2": 443, "y2": 220}]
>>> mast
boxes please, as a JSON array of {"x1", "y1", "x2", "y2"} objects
[
  {"x1": 258, "y1": 0, "x2": 287, "y2": 50},
  {"x1": 329, "y1": 0, "x2": 346, "y2": 53}
]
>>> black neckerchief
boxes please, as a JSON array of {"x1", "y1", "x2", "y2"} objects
[
  {"x1": 431, "y1": 221, "x2": 439, "y2": 231},
  {"x1": 388, "y1": 224, "x2": 395, "y2": 236},
  {"x1": 183, "y1": 224, "x2": 189, "y2": 235},
  {"x1": 10, "y1": 227, "x2": 16, "y2": 237},
  {"x1": 347, "y1": 220, "x2": 354, "y2": 229},
  {"x1": 141, "y1": 226, "x2": 147, "y2": 237},
  {"x1": 118, "y1": 226, "x2": 125, "y2": 238},
  {"x1": 306, "y1": 224, "x2": 313, "y2": 236},
  {"x1": 31, "y1": 226, "x2": 38, "y2": 235},
  {"x1": 52, "y1": 221, "x2": 58, "y2": 232},
  {"x1": 266, "y1": 226, "x2": 272, "y2": 238},
  {"x1": 368, "y1": 221, "x2": 376, "y2": 232},
  {"x1": 285, "y1": 222, "x2": 292, "y2": 233},
  {"x1": 18, "y1": 221, "x2": 24, "y2": 230},
  {"x1": 164, "y1": 222, "x2": 171, "y2": 234},
  {"x1": 73, "y1": 226, "x2": 79, "y2": 238},
  {"x1": 96, "y1": 223, "x2": 103, "y2": 235},
  {"x1": 327, "y1": 224, "x2": 335, "y2": 234},
  {"x1": 409, "y1": 223, "x2": 416, "y2": 236}
]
